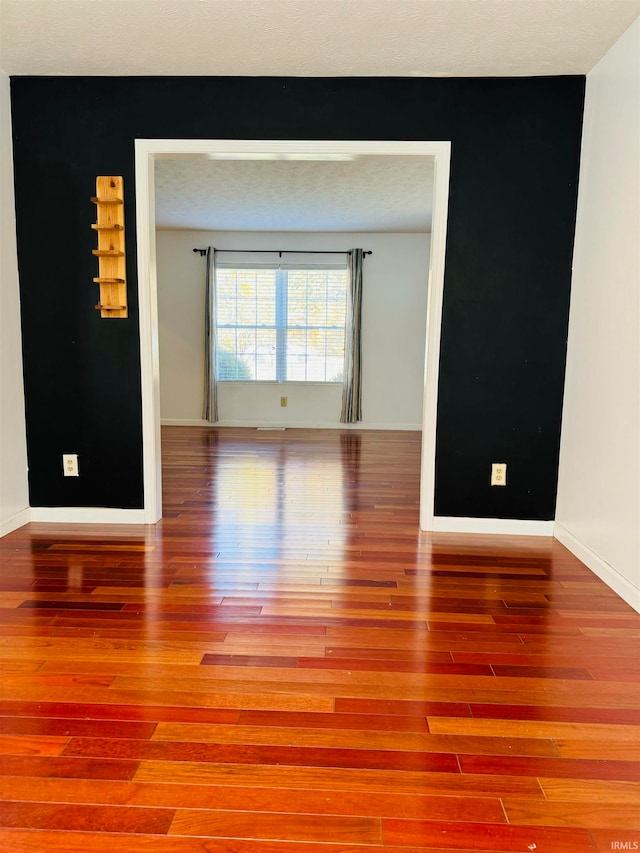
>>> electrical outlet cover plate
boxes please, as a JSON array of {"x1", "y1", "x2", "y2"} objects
[
  {"x1": 491, "y1": 462, "x2": 506, "y2": 486},
  {"x1": 63, "y1": 454, "x2": 79, "y2": 477}
]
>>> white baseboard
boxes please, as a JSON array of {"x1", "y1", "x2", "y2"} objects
[
  {"x1": 0, "y1": 507, "x2": 30, "y2": 537},
  {"x1": 554, "y1": 522, "x2": 640, "y2": 613},
  {"x1": 161, "y1": 418, "x2": 421, "y2": 431},
  {"x1": 161, "y1": 419, "x2": 210, "y2": 426},
  {"x1": 433, "y1": 516, "x2": 555, "y2": 536},
  {"x1": 30, "y1": 507, "x2": 148, "y2": 525}
]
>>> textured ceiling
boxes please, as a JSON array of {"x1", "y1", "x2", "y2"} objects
[
  {"x1": 1, "y1": 0, "x2": 638, "y2": 77},
  {"x1": 154, "y1": 155, "x2": 434, "y2": 233}
]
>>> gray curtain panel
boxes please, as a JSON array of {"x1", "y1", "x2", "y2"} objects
[
  {"x1": 202, "y1": 247, "x2": 219, "y2": 422},
  {"x1": 340, "y1": 248, "x2": 363, "y2": 423}
]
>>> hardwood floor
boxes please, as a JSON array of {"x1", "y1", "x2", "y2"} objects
[{"x1": 0, "y1": 426, "x2": 638, "y2": 852}]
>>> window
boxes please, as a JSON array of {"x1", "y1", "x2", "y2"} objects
[{"x1": 215, "y1": 264, "x2": 348, "y2": 382}]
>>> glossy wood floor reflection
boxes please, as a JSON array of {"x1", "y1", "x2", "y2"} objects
[{"x1": 0, "y1": 427, "x2": 638, "y2": 853}]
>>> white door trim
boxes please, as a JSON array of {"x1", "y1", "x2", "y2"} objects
[{"x1": 134, "y1": 139, "x2": 451, "y2": 528}]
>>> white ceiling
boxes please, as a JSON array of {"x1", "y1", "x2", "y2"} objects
[
  {"x1": 4, "y1": 0, "x2": 636, "y2": 233},
  {"x1": 0, "y1": 0, "x2": 638, "y2": 77},
  {"x1": 154, "y1": 155, "x2": 434, "y2": 233}
]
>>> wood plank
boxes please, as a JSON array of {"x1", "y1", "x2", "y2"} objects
[
  {"x1": 0, "y1": 734, "x2": 68, "y2": 756},
  {"x1": 0, "y1": 829, "x2": 462, "y2": 853},
  {"x1": 470, "y1": 703, "x2": 640, "y2": 725},
  {"x1": 539, "y1": 777, "x2": 640, "y2": 804},
  {"x1": 0, "y1": 801, "x2": 173, "y2": 834},
  {"x1": 236, "y1": 708, "x2": 430, "y2": 732},
  {"x1": 428, "y1": 716, "x2": 640, "y2": 742},
  {"x1": 151, "y1": 722, "x2": 558, "y2": 757},
  {"x1": 502, "y1": 798, "x2": 640, "y2": 829},
  {"x1": 168, "y1": 810, "x2": 382, "y2": 843},
  {"x1": 383, "y1": 818, "x2": 597, "y2": 851},
  {"x1": 1, "y1": 685, "x2": 334, "y2": 712},
  {"x1": 0, "y1": 700, "x2": 239, "y2": 726},
  {"x1": 0, "y1": 755, "x2": 139, "y2": 780},
  {"x1": 459, "y1": 754, "x2": 640, "y2": 782},
  {"x1": 335, "y1": 697, "x2": 472, "y2": 717},
  {"x1": 0, "y1": 715, "x2": 157, "y2": 739},
  {"x1": 554, "y1": 738, "x2": 640, "y2": 760}
]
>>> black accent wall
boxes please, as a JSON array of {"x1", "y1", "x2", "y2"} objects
[{"x1": 10, "y1": 76, "x2": 584, "y2": 517}]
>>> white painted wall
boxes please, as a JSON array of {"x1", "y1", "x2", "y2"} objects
[
  {"x1": 555, "y1": 18, "x2": 640, "y2": 611},
  {"x1": 0, "y1": 71, "x2": 29, "y2": 535},
  {"x1": 156, "y1": 229, "x2": 431, "y2": 428}
]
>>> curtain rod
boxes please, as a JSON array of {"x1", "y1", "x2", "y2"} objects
[{"x1": 192, "y1": 248, "x2": 372, "y2": 257}]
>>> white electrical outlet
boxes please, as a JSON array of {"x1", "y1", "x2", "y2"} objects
[
  {"x1": 63, "y1": 454, "x2": 79, "y2": 477},
  {"x1": 491, "y1": 462, "x2": 506, "y2": 486}
]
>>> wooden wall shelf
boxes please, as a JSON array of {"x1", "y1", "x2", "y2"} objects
[
  {"x1": 92, "y1": 176, "x2": 127, "y2": 318},
  {"x1": 90, "y1": 196, "x2": 123, "y2": 204}
]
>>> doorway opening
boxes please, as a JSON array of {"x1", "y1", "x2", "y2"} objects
[{"x1": 135, "y1": 140, "x2": 451, "y2": 530}]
